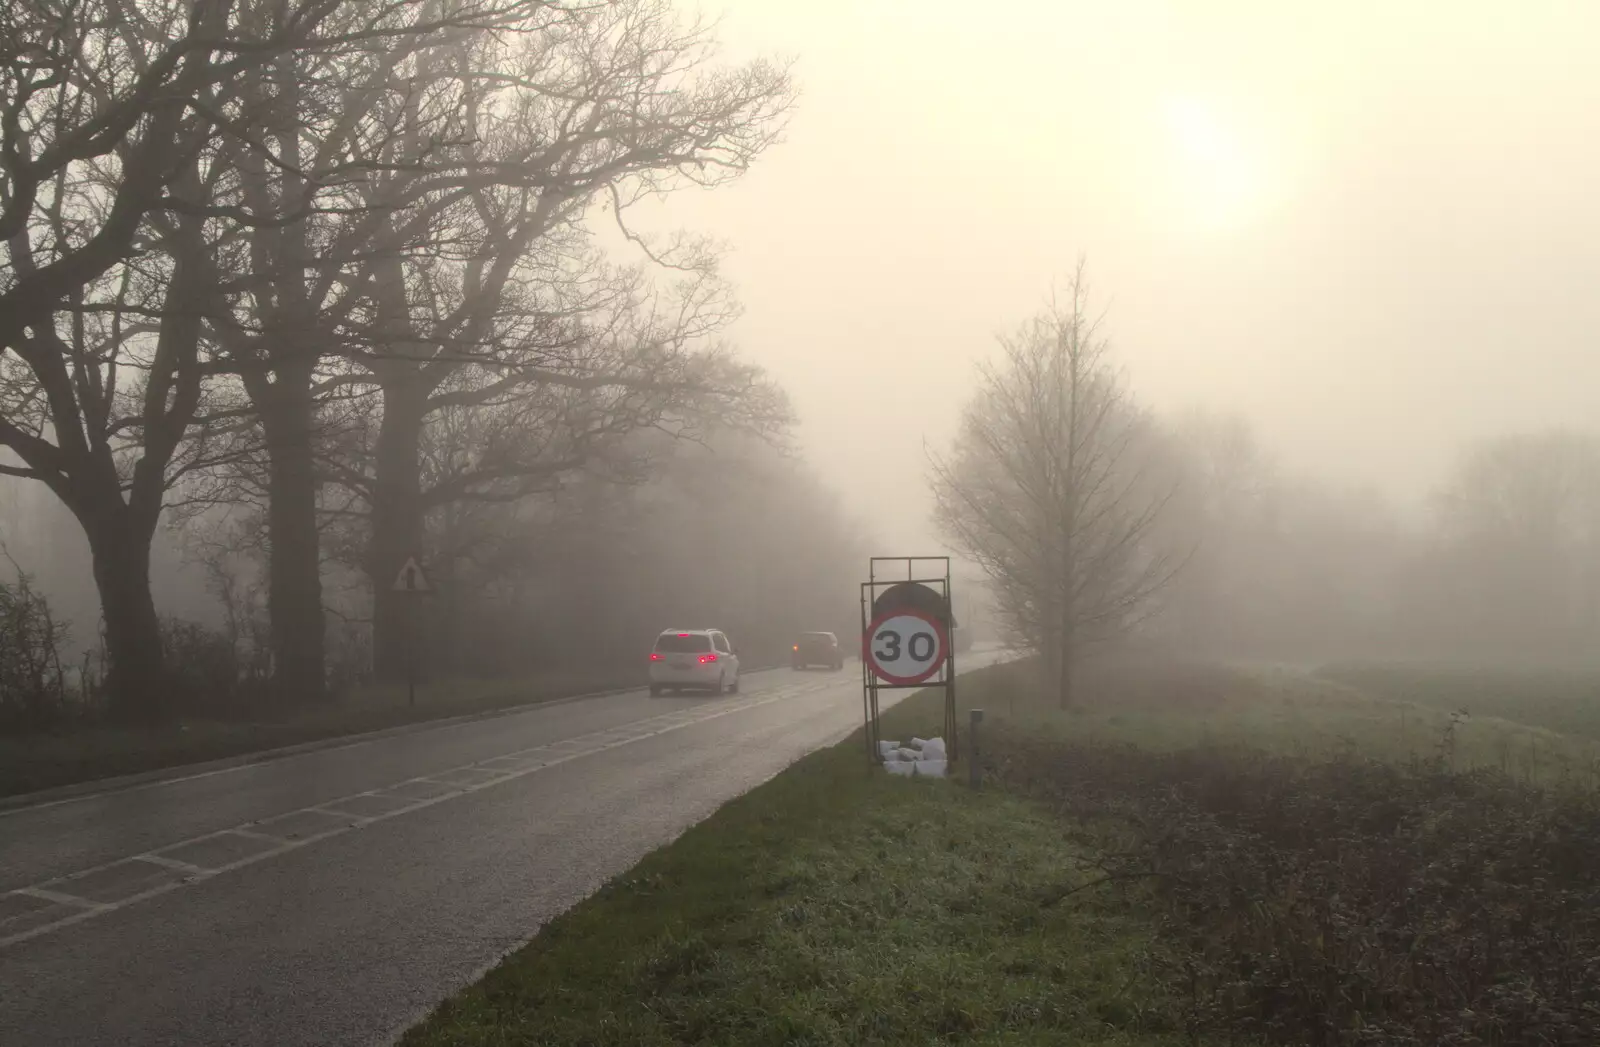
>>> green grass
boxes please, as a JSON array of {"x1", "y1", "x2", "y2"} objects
[
  {"x1": 401, "y1": 679, "x2": 1194, "y2": 1047},
  {"x1": 966, "y1": 655, "x2": 1600, "y2": 791},
  {"x1": 1318, "y1": 659, "x2": 1600, "y2": 740},
  {"x1": 0, "y1": 668, "x2": 640, "y2": 800}
]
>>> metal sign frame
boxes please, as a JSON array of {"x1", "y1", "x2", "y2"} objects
[{"x1": 859, "y1": 556, "x2": 958, "y2": 766}]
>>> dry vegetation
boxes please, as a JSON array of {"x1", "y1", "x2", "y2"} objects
[{"x1": 978, "y1": 655, "x2": 1600, "y2": 1045}]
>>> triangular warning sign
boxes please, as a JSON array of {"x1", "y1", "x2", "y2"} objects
[{"x1": 393, "y1": 556, "x2": 432, "y2": 593}]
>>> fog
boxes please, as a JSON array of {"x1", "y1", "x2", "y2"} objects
[
  {"x1": 5, "y1": 0, "x2": 1600, "y2": 726},
  {"x1": 634, "y1": 0, "x2": 1600, "y2": 546}
]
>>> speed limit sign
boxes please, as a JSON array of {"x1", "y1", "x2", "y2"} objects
[{"x1": 864, "y1": 608, "x2": 949, "y2": 685}]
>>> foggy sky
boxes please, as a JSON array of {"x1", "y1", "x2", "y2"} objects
[{"x1": 636, "y1": 0, "x2": 1600, "y2": 550}]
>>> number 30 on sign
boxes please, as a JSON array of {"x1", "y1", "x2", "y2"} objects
[{"x1": 864, "y1": 609, "x2": 949, "y2": 685}]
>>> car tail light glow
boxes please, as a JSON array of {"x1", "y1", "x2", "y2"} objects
[
  {"x1": 649, "y1": 652, "x2": 663, "y2": 661},
  {"x1": 677, "y1": 632, "x2": 691, "y2": 637},
  {"x1": 793, "y1": 644, "x2": 799, "y2": 651},
  {"x1": 698, "y1": 653, "x2": 718, "y2": 664}
]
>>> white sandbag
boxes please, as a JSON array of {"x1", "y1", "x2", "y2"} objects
[
  {"x1": 910, "y1": 737, "x2": 930, "y2": 749},
  {"x1": 884, "y1": 760, "x2": 916, "y2": 776},
  {"x1": 877, "y1": 740, "x2": 900, "y2": 756},
  {"x1": 919, "y1": 738, "x2": 947, "y2": 759},
  {"x1": 896, "y1": 747, "x2": 921, "y2": 761},
  {"x1": 914, "y1": 759, "x2": 948, "y2": 777}
]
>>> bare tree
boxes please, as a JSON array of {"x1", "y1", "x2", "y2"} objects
[
  {"x1": 199, "y1": 0, "x2": 791, "y2": 698},
  {"x1": 300, "y1": 1, "x2": 793, "y2": 682},
  {"x1": 930, "y1": 263, "x2": 1181, "y2": 708},
  {"x1": 415, "y1": 426, "x2": 868, "y2": 679},
  {"x1": 1423, "y1": 429, "x2": 1600, "y2": 657},
  {"x1": 0, "y1": 0, "x2": 458, "y2": 720},
  {"x1": 191, "y1": 0, "x2": 576, "y2": 703},
  {"x1": 1155, "y1": 410, "x2": 1277, "y2": 655}
]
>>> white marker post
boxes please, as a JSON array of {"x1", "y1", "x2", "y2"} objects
[{"x1": 392, "y1": 557, "x2": 432, "y2": 707}]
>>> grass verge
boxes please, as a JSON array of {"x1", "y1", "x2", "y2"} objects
[
  {"x1": 406, "y1": 653, "x2": 1600, "y2": 1047},
  {"x1": 400, "y1": 676, "x2": 1193, "y2": 1047},
  {"x1": 0, "y1": 668, "x2": 644, "y2": 800}
]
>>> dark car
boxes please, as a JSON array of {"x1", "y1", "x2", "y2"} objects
[{"x1": 792, "y1": 631, "x2": 844, "y2": 671}]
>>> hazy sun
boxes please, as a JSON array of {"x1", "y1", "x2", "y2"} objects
[{"x1": 1159, "y1": 94, "x2": 1273, "y2": 232}]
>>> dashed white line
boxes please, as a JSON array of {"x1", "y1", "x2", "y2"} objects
[
  {"x1": 0, "y1": 679, "x2": 826, "y2": 949},
  {"x1": 15, "y1": 888, "x2": 108, "y2": 911},
  {"x1": 228, "y1": 828, "x2": 286, "y2": 843},
  {"x1": 134, "y1": 854, "x2": 210, "y2": 876}
]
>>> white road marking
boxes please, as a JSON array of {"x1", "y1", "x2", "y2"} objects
[
  {"x1": 0, "y1": 677, "x2": 839, "y2": 950},
  {"x1": 15, "y1": 888, "x2": 108, "y2": 911},
  {"x1": 228, "y1": 828, "x2": 287, "y2": 843},
  {"x1": 0, "y1": 674, "x2": 766, "y2": 819},
  {"x1": 134, "y1": 854, "x2": 210, "y2": 876}
]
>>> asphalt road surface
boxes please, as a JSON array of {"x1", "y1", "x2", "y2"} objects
[{"x1": 0, "y1": 647, "x2": 1003, "y2": 1047}]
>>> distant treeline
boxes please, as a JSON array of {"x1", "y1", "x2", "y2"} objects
[{"x1": 932, "y1": 265, "x2": 1600, "y2": 695}]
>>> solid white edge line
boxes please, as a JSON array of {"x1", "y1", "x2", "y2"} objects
[
  {"x1": 0, "y1": 665, "x2": 817, "y2": 818},
  {"x1": 0, "y1": 684, "x2": 803, "y2": 949}
]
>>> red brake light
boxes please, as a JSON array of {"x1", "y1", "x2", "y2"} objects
[
  {"x1": 677, "y1": 633, "x2": 691, "y2": 637},
  {"x1": 698, "y1": 653, "x2": 718, "y2": 664},
  {"x1": 650, "y1": 652, "x2": 663, "y2": 661},
  {"x1": 793, "y1": 644, "x2": 799, "y2": 651}
]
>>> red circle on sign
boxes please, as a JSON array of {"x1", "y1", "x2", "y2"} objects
[{"x1": 863, "y1": 608, "x2": 949, "y2": 685}]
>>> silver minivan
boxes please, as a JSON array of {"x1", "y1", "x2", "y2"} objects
[{"x1": 648, "y1": 629, "x2": 741, "y2": 696}]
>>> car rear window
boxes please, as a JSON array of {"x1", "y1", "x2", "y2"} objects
[{"x1": 655, "y1": 633, "x2": 713, "y2": 653}]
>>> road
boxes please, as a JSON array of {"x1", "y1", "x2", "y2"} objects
[{"x1": 0, "y1": 649, "x2": 999, "y2": 1047}]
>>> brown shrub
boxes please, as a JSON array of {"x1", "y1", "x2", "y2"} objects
[{"x1": 991, "y1": 728, "x2": 1600, "y2": 1046}]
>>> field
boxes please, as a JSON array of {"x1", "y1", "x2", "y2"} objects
[
  {"x1": 1008, "y1": 655, "x2": 1600, "y2": 791},
  {"x1": 1319, "y1": 658, "x2": 1600, "y2": 743},
  {"x1": 402, "y1": 654, "x2": 1600, "y2": 1046}
]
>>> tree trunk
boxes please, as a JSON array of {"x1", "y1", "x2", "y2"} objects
[
  {"x1": 262, "y1": 363, "x2": 327, "y2": 705},
  {"x1": 1057, "y1": 623, "x2": 1075, "y2": 711},
  {"x1": 368, "y1": 378, "x2": 427, "y2": 684},
  {"x1": 84, "y1": 512, "x2": 167, "y2": 724}
]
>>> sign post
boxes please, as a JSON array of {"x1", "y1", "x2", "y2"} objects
[
  {"x1": 859, "y1": 557, "x2": 958, "y2": 767},
  {"x1": 392, "y1": 556, "x2": 433, "y2": 708}
]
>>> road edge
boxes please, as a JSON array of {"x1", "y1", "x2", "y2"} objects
[
  {"x1": 0, "y1": 683, "x2": 644, "y2": 815},
  {"x1": 0, "y1": 661, "x2": 804, "y2": 815}
]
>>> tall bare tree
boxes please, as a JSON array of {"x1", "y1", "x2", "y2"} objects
[
  {"x1": 296, "y1": 0, "x2": 793, "y2": 682},
  {"x1": 0, "y1": 0, "x2": 488, "y2": 719},
  {"x1": 930, "y1": 264, "x2": 1181, "y2": 707},
  {"x1": 200, "y1": 0, "x2": 572, "y2": 703}
]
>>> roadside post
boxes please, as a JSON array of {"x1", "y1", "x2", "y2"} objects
[
  {"x1": 860, "y1": 556, "x2": 958, "y2": 768},
  {"x1": 392, "y1": 556, "x2": 434, "y2": 708},
  {"x1": 969, "y1": 708, "x2": 984, "y2": 789}
]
